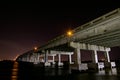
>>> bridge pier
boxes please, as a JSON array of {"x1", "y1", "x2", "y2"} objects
[
  {"x1": 92, "y1": 50, "x2": 98, "y2": 63},
  {"x1": 104, "y1": 48, "x2": 111, "y2": 69},
  {"x1": 44, "y1": 50, "x2": 51, "y2": 66},
  {"x1": 19, "y1": 42, "x2": 112, "y2": 71},
  {"x1": 69, "y1": 54, "x2": 73, "y2": 64},
  {"x1": 52, "y1": 55, "x2": 55, "y2": 64},
  {"x1": 69, "y1": 42, "x2": 112, "y2": 71},
  {"x1": 104, "y1": 48, "x2": 110, "y2": 62},
  {"x1": 71, "y1": 48, "x2": 88, "y2": 71},
  {"x1": 58, "y1": 53, "x2": 63, "y2": 66},
  {"x1": 88, "y1": 50, "x2": 99, "y2": 71},
  {"x1": 49, "y1": 50, "x2": 74, "y2": 66}
]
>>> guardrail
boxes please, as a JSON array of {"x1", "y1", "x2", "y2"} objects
[{"x1": 74, "y1": 8, "x2": 120, "y2": 32}]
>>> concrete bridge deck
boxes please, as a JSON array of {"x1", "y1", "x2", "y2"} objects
[{"x1": 16, "y1": 8, "x2": 120, "y2": 71}]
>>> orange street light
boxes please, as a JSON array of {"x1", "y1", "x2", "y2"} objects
[
  {"x1": 67, "y1": 30, "x2": 73, "y2": 37},
  {"x1": 34, "y1": 47, "x2": 38, "y2": 51}
]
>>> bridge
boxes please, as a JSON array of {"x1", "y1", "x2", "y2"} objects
[{"x1": 16, "y1": 8, "x2": 120, "y2": 71}]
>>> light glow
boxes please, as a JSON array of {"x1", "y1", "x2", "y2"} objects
[
  {"x1": 34, "y1": 47, "x2": 38, "y2": 51},
  {"x1": 67, "y1": 30, "x2": 73, "y2": 37}
]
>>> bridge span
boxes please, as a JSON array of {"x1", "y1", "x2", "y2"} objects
[{"x1": 17, "y1": 8, "x2": 120, "y2": 71}]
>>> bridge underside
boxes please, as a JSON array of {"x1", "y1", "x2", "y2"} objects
[
  {"x1": 77, "y1": 29, "x2": 120, "y2": 47},
  {"x1": 45, "y1": 43, "x2": 74, "y2": 52},
  {"x1": 42, "y1": 28, "x2": 120, "y2": 52},
  {"x1": 46, "y1": 28, "x2": 120, "y2": 52},
  {"x1": 16, "y1": 8, "x2": 120, "y2": 71}
]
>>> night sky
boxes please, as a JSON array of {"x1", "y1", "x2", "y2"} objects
[{"x1": 0, "y1": 1, "x2": 120, "y2": 60}]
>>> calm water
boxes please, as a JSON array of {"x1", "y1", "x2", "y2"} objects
[{"x1": 0, "y1": 61, "x2": 120, "y2": 80}]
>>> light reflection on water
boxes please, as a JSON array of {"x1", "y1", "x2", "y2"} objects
[
  {"x1": 69, "y1": 68, "x2": 120, "y2": 80},
  {"x1": 97, "y1": 68, "x2": 117, "y2": 75},
  {"x1": 0, "y1": 61, "x2": 120, "y2": 80},
  {"x1": 11, "y1": 61, "x2": 18, "y2": 80}
]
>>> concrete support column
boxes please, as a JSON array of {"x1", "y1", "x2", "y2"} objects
[
  {"x1": 26, "y1": 55, "x2": 28, "y2": 62},
  {"x1": 33, "y1": 53, "x2": 36, "y2": 64},
  {"x1": 52, "y1": 55, "x2": 55, "y2": 64},
  {"x1": 58, "y1": 54, "x2": 61, "y2": 65},
  {"x1": 105, "y1": 50, "x2": 110, "y2": 62},
  {"x1": 75, "y1": 48, "x2": 81, "y2": 64},
  {"x1": 104, "y1": 48, "x2": 111, "y2": 68},
  {"x1": 30, "y1": 55, "x2": 33, "y2": 62},
  {"x1": 88, "y1": 50, "x2": 98, "y2": 70},
  {"x1": 72, "y1": 48, "x2": 81, "y2": 70},
  {"x1": 32, "y1": 53, "x2": 35, "y2": 63},
  {"x1": 69, "y1": 54, "x2": 72, "y2": 64},
  {"x1": 37, "y1": 53, "x2": 40, "y2": 63},
  {"x1": 35, "y1": 53, "x2": 37, "y2": 63},
  {"x1": 44, "y1": 50, "x2": 51, "y2": 66},
  {"x1": 92, "y1": 50, "x2": 98, "y2": 63},
  {"x1": 44, "y1": 50, "x2": 48, "y2": 62}
]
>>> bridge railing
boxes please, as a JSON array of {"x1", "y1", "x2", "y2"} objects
[{"x1": 74, "y1": 8, "x2": 120, "y2": 32}]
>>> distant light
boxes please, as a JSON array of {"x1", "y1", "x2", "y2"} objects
[
  {"x1": 34, "y1": 47, "x2": 38, "y2": 51},
  {"x1": 67, "y1": 30, "x2": 73, "y2": 37}
]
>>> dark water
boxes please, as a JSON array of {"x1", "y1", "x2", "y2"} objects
[{"x1": 0, "y1": 61, "x2": 120, "y2": 80}]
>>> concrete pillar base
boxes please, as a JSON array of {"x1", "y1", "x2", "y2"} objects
[
  {"x1": 104, "y1": 62, "x2": 111, "y2": 69},
  {"x1": 52, "y1": 62, "x2": 56, "y2": 65},
  {"x1": 70, "y1": 64, "x2": 79, "y2": 70},
  {"x1": 44, "y1": 62, "x2": 51, "y2": 67},
  {"x1": 70, "y1": 63, "x2": 88, "y2": 71},
  {"x1": 58, "y1": 62, "x2": 63, "y2": 66},
  {"x1": 87, "y1": 63, "x2": 98, "y2": 71}
]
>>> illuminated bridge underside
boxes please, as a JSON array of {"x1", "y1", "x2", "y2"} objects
[
  {"x1": 78, "y1": 29, "x2": 120, "y2": 47},
  {"x1": 16, "y1": 8, "x2": 120, "y2": 71},
  {"x1": 39, "y1": 8, "x2": 120, "y2": 51}
]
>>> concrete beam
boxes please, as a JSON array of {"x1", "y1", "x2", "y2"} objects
[
  {"x1": 50, "y1": 50, "x2": 73, "y2": 55},
  {"x1": 69, "y1": 42, "x2": 110, "y2": 51}
]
